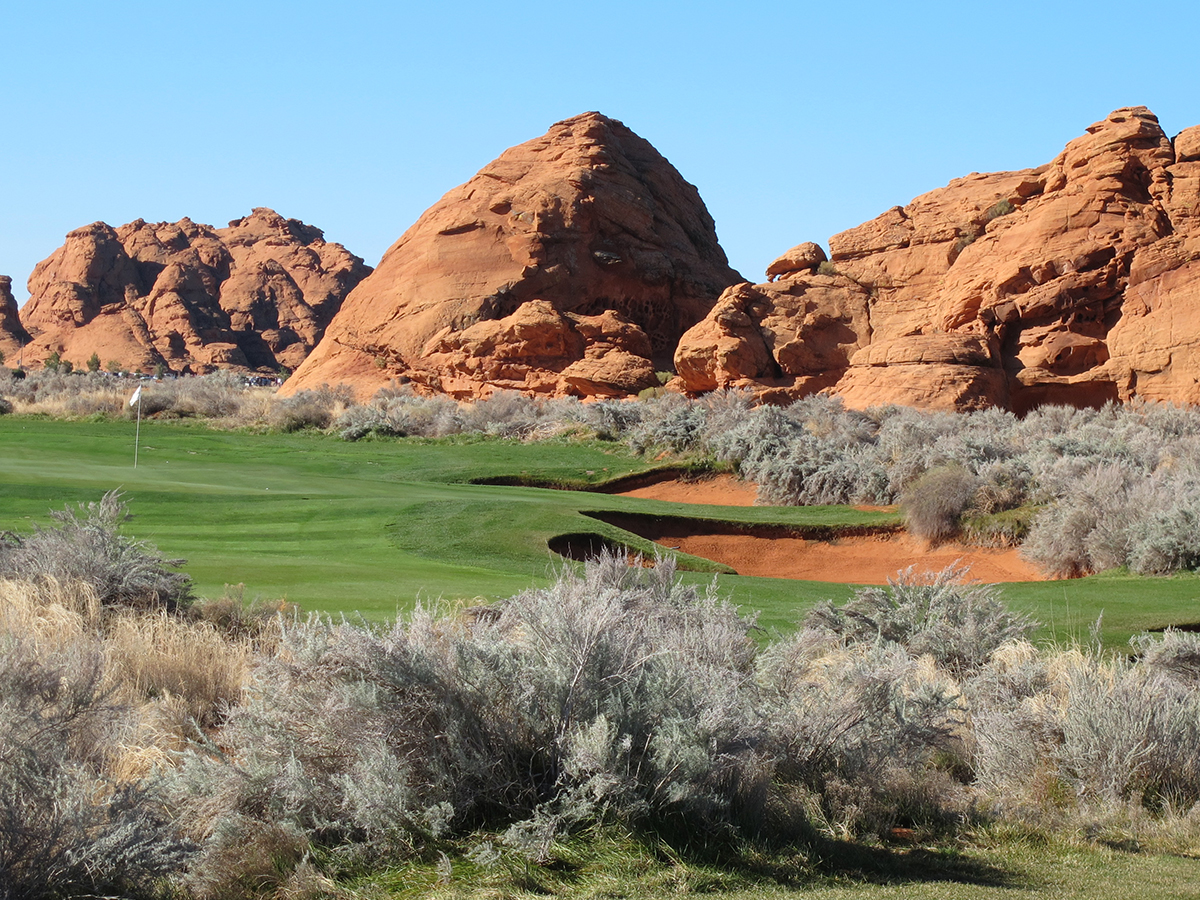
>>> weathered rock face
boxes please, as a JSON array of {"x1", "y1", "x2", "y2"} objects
[
  {"x1": 19, "y1": 209, "x2": 370, "y2": 373},
  {"x1": 676, "y1": 107, "x2": 1200, "y2": 412},
  {"x1": 0, "y1": 276, "x2": 32, "y2": 363},
  {"x1": 282, "y1": 112, "x2": 741, "y2": 400}
]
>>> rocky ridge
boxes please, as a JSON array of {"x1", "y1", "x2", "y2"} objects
[
  {"x1": 281, "y1": 112, "x2": 742, "y2": 399},
  {"x1": 19, "y1": 208, "x2": 371, "y2": 374},
  {"x1": 676, "y1": 107, "x2": 1200, "y2": 412},
  {"x1": 0, "y1": 276, "x2": 32, "y2": 363}
]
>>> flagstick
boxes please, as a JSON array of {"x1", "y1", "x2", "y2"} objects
[{"x1": 134, "y1": 390, "x2": 142, "y2": 468}]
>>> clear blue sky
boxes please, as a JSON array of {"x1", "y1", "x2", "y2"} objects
[{"x1": 4, "y1": 0, "x2": 1198, "y2": 303}]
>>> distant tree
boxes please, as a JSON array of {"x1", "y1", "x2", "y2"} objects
[
  {"x1": 0, "y1": 349, "x2": 5, "y2": 366},
  {"x1": 61, "y1": 360, "x2": 74, "y2": 374},
  {"x1": 86, "y1": 352, "x2": 101, "y2": 372},
  {"x1": 154, "y1": 363, "x2": 166, "y2": 378},
  {"x1": 44, "y1": 350, "x2": 61, "y2": 372},
  {"x1": 105, "y1": 360, "x2": 123, "y2": 374}
]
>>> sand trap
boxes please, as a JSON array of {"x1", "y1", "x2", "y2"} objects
[
  {"x1": 593, "y1": 477, "x2": 1045, "y2": 583},
  {"x1": 653, "y1": 530, "x2": 1042, "y2": 584},
  {"x1": 612, "y1": 473, "x2": 759, "y2": 506}
]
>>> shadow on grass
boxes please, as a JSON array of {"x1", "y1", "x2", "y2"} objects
[{"x1": 643, "y1": 828, "x2": 1027, "y2": 892}]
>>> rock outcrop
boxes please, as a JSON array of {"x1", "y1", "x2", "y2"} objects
[
  {"x1": 19, "y1": 209, "x2": 370, "y2": 373},
  {"x1": 0, "y1": 276, "x2": 31, "y2": 363},
  {"x1": 676, "y1": 107, "x2": 1200, "y2": 412},
  {"x1": 282, "y1": 112, "x2": 741, "y2": 399}
]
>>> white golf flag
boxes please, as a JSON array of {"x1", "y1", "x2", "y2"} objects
[{"x1": 129, "y1": 385, "x2": 142, "y2": 407}]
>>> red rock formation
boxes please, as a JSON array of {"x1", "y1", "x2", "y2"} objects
[
  {"x1": 0, "y1": 276, "x2": 32, "y2": 364},
  {"x1": 19, "y1": 209, "x2": 370, "y2": 373},
  {"x1": 282, "y1": 112, "x2": 741, "y2": 400},
  {"x1": 676, "y1": 107, "x2": 1200, "y2": 412}
]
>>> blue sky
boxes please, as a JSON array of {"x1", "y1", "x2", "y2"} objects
[{"x1": 3, "y1": 0, "x2": 1198, "y2": 302}]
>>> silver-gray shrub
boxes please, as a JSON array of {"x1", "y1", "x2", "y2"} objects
[
  {"x1": 0, "y1": 490, "x2": 192, "y2": 610},
  {"x1": 969, "y1": 634, "x2": 1200, "y2": 819},
  {"x1": 803, "y1": 566, "x2": 1034, "y2": 677},
  {"x1": 0, "y1": 635, "x2": 193, "y2": 898},
  {"x1": 168, "y1": 552, "x2": 769, "y2": 882},
  {"x1": 336, "y1": 388, "x2": 581, "y2": 441},
  {"x1": 759, "y1": 635, "x2": 967, "y2": 834}
]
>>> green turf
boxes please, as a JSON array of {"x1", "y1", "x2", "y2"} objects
[
  {"x1": 348, "y1": 828, "x2": 1200, "y2": 900},
  {"x1": 0, "y1": 416, "x2": 1197, "y2": 644}
]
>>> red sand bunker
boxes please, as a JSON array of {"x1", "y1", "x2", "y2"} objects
[{"x1": 611, "y1": 476, "x2": 1044, "y2": 584}]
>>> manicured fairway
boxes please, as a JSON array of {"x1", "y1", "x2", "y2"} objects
[{"x1": 0, "y1": 416, "x2": 1197, "y2": 644}]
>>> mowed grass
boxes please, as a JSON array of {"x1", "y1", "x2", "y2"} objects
[{"x1": 0, "y1": 416, "x2": 1197, "y2": 644}]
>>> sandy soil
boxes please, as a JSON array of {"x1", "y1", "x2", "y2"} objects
[
  {"x1": 611, "y1": 477, "x2": 1044, "y2": 584},
  {"x1": 654, "y1": 530, "x2": 1042, "y2": 584},
  {"x1": 614, "y1": 474, "x2": 759, "y2": 506}
]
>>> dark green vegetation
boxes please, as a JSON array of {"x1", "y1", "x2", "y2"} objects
[{"x1": 1, "y1": 416, "x2": 1198, "y2": 645}]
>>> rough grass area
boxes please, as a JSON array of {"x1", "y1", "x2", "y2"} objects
[
  {"x1": 347, "y1": 829, "x2": 1200, "y2": 900},
  {"x1": 0, "y1": 417, "x2": 1198, "y2": 645}
]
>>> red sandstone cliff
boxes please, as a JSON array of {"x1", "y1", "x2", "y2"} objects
[
  {"x1": 0, "y1": 276, "x2": 31, "y2": 364},
  {"x1": 281, "y1": 112, "x2": 741, "y2": 399},
  {"x1": 676, "y1": 107, "x2": 1200, "y2": 412},
  {"x1": 19, "y1": 209, "x2": 370, "y2": 373}
]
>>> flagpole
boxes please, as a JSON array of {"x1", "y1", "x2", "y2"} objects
[{"x1": 132, "y1": 385, "x2": 143, "y2": 468}]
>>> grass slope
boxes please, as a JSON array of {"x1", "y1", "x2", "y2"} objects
[{"x1": 0, "y1": 416, "x2": 1196, "y2": 644}]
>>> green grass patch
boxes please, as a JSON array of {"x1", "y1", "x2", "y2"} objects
[
  {"x1": 0, "y1": 416, "x2": 1197, "y2": 645},
  {"x1": 344, "y1": 827, "x2": 1200, "y2": 899}
]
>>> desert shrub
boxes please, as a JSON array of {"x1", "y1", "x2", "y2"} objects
[
  {"x1": 760, "y1": 637, "x2": 968, "y2": 835},
  {"x1": 104, "y1": 611, "x2": 250, "y2": 728},
  {"x1": 627, "y1": 395, "x2": 708, "y2": 454},
  {"x1": 336, "y1": 389, "x2": 462, "y2": 439},
  {"x1": 0, "y1": 634, "x2": 194, "y2": 898},
  {"x1": 983, "y1": 198, "x2": 1015, "y2": 222},
  {"x1": 170, "y1": 552, "x2": 769, "y2": 884},
  {"x1": 0, "y1": 490, "x2": 192, "y2": 610},
  {"x1": 804, "y1": 566, "x2": 1033, "y2": 677},
  {"x1": 1126, "y1": 476, "x2": 1200, "y2": 574},
  {"x1": 969, "y1": 637, "x2": 1200, "y2": 822},
  {"x1": 0, "y1": 397, "x2": 10, "y2": 415},
  {"x1": 268, "y1": 390, "x2": 336, "y2": 432},
  {"x1": 901, "y1": 464, "x2": 979, "y2": 543}
]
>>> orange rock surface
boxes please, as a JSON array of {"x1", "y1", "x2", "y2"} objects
[
  {"x1": 676, "y1": 107, "x2": 1200, "y2": 412},
  {"x1": 19, "y1": 209, "x2": 370, "y2": 373},
  {"x1": 282, "y1": 112, "x2": 741, "y2": 400},
  {"x1": 0, "y1": 276, "x2": 31, "y2": 363}
]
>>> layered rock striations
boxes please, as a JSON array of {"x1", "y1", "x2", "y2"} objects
[
  {"x1": 19, "y1": 209, "x2": 370, "y2": 373},
  {"x1": 676, "y1": 107, "x2": 1200, "y2": 412},
  {"x1": 0, "y1": 276, "x2": 32, "y2": 363},
  {"x1": 282, "y1": 112, "x2": 741, "y2": 399}
]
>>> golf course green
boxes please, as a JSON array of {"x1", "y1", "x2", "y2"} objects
[{"x1": 0, "y1": 415, "x2": 1197, "y2": 644}]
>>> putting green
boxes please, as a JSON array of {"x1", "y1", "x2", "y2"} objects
[{"x1": 0, "y1": 416, "x2": 1196, "y2": 645}]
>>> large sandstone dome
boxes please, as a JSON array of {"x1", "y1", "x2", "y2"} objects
[
  {"x1": 676, "y1": 106, "x2": 1200, "y2": 413},
  {"x1": 20, "y1": 208, "x2": 371, "y2": 373},
  {"x1": 282, "y1": 112, "x2": 742, "y2": 399}
]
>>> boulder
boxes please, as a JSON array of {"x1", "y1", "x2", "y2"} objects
[
  {"x1": 676, "y1": 106, "x2": 1200, "y2": 412},
  {"x1": 282, "y1": 111, "x2": 741, "y2": 399},
  {"x1": 19, "y1": 209, "x2": 370, "y2": 373},
  {"x1": 765, "y1": 242, "x2": 827, "y2": 280}
]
